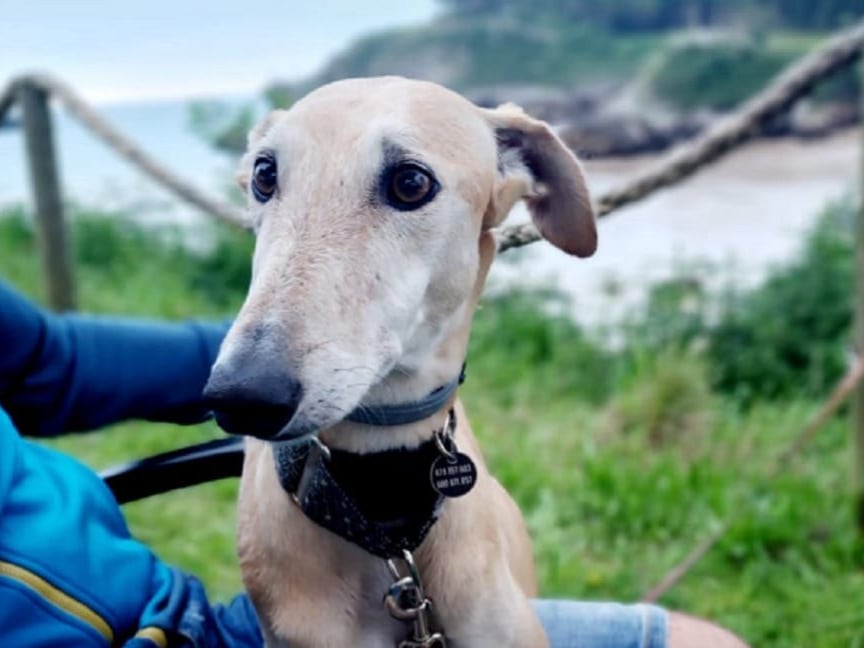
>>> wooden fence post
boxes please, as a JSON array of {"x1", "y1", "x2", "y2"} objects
[
  {"x1": 17, "y1": 81, "x2": 76, "y2": 311},
  {"x1": 856, "y1": 60, "x2": 864, "y2": 534}
]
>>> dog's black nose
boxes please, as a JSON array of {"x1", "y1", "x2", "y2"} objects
[{"x1": 203, "y1": 364, "x2": 303, "y2": 439}]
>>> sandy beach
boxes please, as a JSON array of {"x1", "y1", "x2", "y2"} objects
[{"x1": 495, "y1": 128, "x2": 860, "y2": 325}]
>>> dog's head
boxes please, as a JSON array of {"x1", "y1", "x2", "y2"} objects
[{"x1": 204, "y1": 77, "x2": 595, "y2": 440}]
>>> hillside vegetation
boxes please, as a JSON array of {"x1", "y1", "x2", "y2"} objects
[
  {"x1": 289, "y1": 0, "x2": 862, "y2": 100},
  {"x1": 303, "y1": 18, "x2": 663, "y2": 92},
  {"x1": 197, "y1": 25, "x2": 846, "y2": 160},
  {"x1": 190, "y1": 4, "x2": 862, "y2": 160}
]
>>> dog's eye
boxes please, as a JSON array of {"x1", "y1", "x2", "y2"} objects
[
  {"x1": 386, "y1": 164, "x2": 438, "y2": 211},
  {"x1": 252, "y1": 155, "x2": 278, "y2": 203}
]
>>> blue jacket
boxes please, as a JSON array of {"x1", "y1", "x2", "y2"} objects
[{"x1": 0, "y1": 281, "x2": 262, "y2": 647}]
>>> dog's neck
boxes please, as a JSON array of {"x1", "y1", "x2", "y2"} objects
[
  {"x1": 320, "y1": 232, "x2": 496, "y2": 454},
  {"x1": 320, "y1": 367, "x2": 462, "y2": 453},
  {"x1": 319, "y1": 315, "x2": 470, "y2": 453}
]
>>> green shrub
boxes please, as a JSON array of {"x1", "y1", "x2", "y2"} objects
[
  {"x1": 0, "y1": 206, "x2": 35, "y2": 248},
  {"x1": 707, "y1": 199, "x2": 854, "y2": 403},
  {"x1": 621, "y1": 272, "x2": 711, "y2": 354},
  {"x1": 648, "y1": 39, "x2": 792, "y2": 110},
  {"x1": 0, "y1": 205, "x2": 253, "y2": 314},
  {"x1": 607, "y1": 350, "x2": 714, "y2": 446},
  {"x1": 613, "y1": 198, "x2": 856, "y2": 405},
  {"x1": 184, "y1": 223, "x2": 254, "y2": 306},
  {"x1": 73, "y1": 212, "x2": 184, "y2": 276},
  {"x1": 469, "y1": 288, "x2": 615, "y2": 405},
  {"x1": 0, "y1": 207, "x2": 41, "y2": 295}
]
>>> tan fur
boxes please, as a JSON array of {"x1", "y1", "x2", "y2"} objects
[{"x1": 215, "y1": 76, "x2": 596, "y2": 647}]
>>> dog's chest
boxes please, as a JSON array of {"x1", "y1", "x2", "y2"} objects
[
  {"x1": 263, "y1": 576, "x2": 409, "y2": 648},
  {"x1": 241, "y1": 490, "x2": 413, "y2": 647}
]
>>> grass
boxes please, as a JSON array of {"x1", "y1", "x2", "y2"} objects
[{"x1": 3, "y1": 205, "x2": 863, "y2": 646}]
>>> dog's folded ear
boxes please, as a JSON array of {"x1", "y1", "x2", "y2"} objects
[{"x1": 481, "y1": 103, "x2": 596, "y2": 258}]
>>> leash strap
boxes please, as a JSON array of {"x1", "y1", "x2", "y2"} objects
[
  {"x1": 385, "y1": 550, "x2": 447, "y2": 647},
  {"x1": 101, "y1": 437, "x2": 244, "y2": 504}
]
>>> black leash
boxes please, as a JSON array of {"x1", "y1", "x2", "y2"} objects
[{"x1": 100, "y1": 437, "x2": 244, "y2": 504}]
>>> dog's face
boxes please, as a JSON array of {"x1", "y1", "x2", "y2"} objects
[{"x1": 204, "y1": 77, "x2": 595, "y2": 440}]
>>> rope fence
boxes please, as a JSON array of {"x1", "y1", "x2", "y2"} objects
[
  {"x1": 495, "y1": 18, "x2": 864, "y2": 251},
  {"x1": 2, "y1": 18, "x2": 864, "y2": 250},
  {"x1": 0, "y1": 75, "x2": 243, "y2": 227}
]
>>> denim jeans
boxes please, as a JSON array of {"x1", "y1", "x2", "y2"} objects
[
  {"x1": 168, "y1": 591, "x2": 670, "y2": 648},
  {"x1": 534, "y1": 599, "x2": 668, "y2": 648},
  {"x1": 171, "y1": 592, "x2": 669, "y2": 647}
]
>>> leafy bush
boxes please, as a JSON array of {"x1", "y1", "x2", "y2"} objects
[
  {"x1": 0, "y1": 205, "x2": 254, "y2": 313},
  {"x1": 73, "y1": 212, "x2": 184, "y2": 275},
  {"x1": 707, "y1": 199, "x2": 855, "y2": 403},
  {"x1": 0, "y1": 206, "x2": 34, "y2": 247},
  {"x1": 607, "y1": 350, "x2": 714, "y2": 446},
  {"x1": 469, "y1": 288, "x2": 616, "y2": 405},
  {"x1": 184, "y1": 223, "x2": 254, "y2": 306},
  {"x1": 621, "y1": 272, "x2": 711, "y2": 354},
  {"x1": 613, "y1": 198, "x2": 856, "y2": 404},
  {"x1": 648, "y1": 39, "x2": 791, "y2": 110}
]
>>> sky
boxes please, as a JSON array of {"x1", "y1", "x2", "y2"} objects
[{"x1": 1, "y1": 0, "x2": 440, "y2": 103}]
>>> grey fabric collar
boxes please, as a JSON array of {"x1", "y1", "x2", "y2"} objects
[{"x1": 344, "y1": 363, "x2": 466, "y2": 427}]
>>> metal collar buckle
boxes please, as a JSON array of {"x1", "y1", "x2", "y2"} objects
[
  {"x1": 289, "y1": 436, "x2": 331, "y2": 507},
  {"x1": 433, "y1": 410, "x2": 457, "y2": 459},
  {"x1": 384, "y1": 549, "x2": 447, "y2": 648}
]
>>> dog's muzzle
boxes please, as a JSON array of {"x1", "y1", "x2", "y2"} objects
[{"x1": 203, "y1": 362, "x2": 303, "y2": 439}]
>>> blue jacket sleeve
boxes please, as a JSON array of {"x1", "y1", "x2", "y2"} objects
[
  {"x1": 0, "y1": 280, "x2": 229, "y2": 436},
  {"x1": 0, "y1": 407, "x2": 263, "y2": 648}
]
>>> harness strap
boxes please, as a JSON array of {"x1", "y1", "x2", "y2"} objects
[{"x1": 273, "y1": 422, "x2": 450, "y2": 559}]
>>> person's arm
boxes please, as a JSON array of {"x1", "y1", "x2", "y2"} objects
[
  {"x1": 0, "y1": 280, "x2": 228, "y2": 436},
  {"x1": 0, "y1": 407, "x2": 263, "y2": 647}
]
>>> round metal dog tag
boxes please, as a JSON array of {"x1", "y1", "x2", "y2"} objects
[{"x1": 430, "y1": 453, "x2": 477, "y2": 498}]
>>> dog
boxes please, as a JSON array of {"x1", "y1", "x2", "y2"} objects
[{"x1": 203, "y1": 76, "x2": 596, "y2": 648}]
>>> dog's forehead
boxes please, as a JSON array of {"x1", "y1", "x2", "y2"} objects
[{"x1": 274, "y1": 77, "x2": 495, "y2": 163}]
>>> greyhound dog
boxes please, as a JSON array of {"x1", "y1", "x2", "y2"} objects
[{"x1": 203, "y1": 76, "x2": 596, "y2": 648}]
